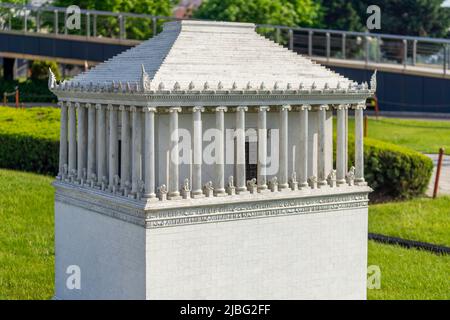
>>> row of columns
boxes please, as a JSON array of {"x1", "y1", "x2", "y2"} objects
[{"x1": 57, "y1": 102, "x2": 367, "y2": 201}]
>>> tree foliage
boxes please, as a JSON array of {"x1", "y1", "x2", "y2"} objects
[
  {"x1": 193, "y1": 0, "x2": 322, "y2": 27},
  {"x1": 322, "y1": 0, "x2": 450, "y2": 37},
  {"x1": 53, "y1": 0, "x2": 173, "y2": 39}
]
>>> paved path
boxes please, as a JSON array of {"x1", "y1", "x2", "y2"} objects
[{"x1": 426, "y1": 154, "x2": 450, "y2": 197}]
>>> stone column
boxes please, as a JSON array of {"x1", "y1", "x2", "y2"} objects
[
  {"x1": 108, "y1": 104, "x2": 118, "y2": 190},
  {"x1": 143, "y1": 107, "x2": 157, "y2": 200},
  {"x1": 120, "y1": 105, "x2": 131, "y2": 190},
  {"x1": 96, "y1": 104, "x2": 107, "y2": 185},
  {"x1": 131, "y1": 106, "x2": 142, "y2": 196},
  {"x1": 68, "y1": 102, "x2": 77, "y2": 177},
  {"x1": 336, "y1": 104, "x2": 348, "y2": 185},
  {"x1": 298, "y1": 105, "x2": 310, "y2": 188},
  {"x1": 279, "y1": 105, "x2": 291, "y2": 190},
  {"x1": 354, "y1": 103, "x2": 367, "y2": 185},
  {"x1": 191, "y1": 106, "x2": 205, "y2": 198},
  {"x1": 58, "y1": 101, "x2": 68, "y2": 178},
  {"x1": 257, "y1": 106, "x2": 270, "y2": 192},
  {"x1": 168, "y1": 107, "x2": 182, "y2": 199},
  {"x1": 235, "y1": 106, "x2": 249, "y2": 194},
  {"x1": 344, "y1": 107, "x2": 349, "y2": 173},
  {"x1": 87, "y1": 103, "x2": 96, "y2": 183},
  {"x1": 214, "y1": 106, "x2": 227, "y2": 196},
  {"x1": 317, "y1": 104, "x2": 329, "y2": 187},
  {"x1": 76, "y1": 103, "x2": 87, "y2": 180}
]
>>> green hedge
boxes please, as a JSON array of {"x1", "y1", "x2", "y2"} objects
[
  {"x1": 0, "y1": 79, "x2": 56, "y2": 103},
  {"x1": 0, "y1": 107, "x2": 434, "y2": 199},
  {"x1": 0, "y1": 107, "x2": 60, "y2": 175},
  {"x1": 347, "y1": 136, "x2": 434, "y2": 201}
]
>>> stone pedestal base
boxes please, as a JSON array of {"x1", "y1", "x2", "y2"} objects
[{"x1": 54, "y1": 182, "x2": 370, "y2": 300}]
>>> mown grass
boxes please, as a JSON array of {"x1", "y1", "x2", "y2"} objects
[
  {"x1": 347, "y1": 117, "x2": 450, "y2": 155},
  {"x1": 367, "y1": 241, "x2": 450, "y2": 300},
  {"x1": 369, "y1": 197, "x2": 450, "y2": 247},
  {"x1": 0, "y1": 169, "x2": 448, "y2": 300},
  {"x1": 0, "y1": 169, "x2": 54, "y2": 300}
]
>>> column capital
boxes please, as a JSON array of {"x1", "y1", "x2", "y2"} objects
[
  {"x1": 84, "y1": 103, "x2": 92, "y2": 108},
  {"x1": 193, "y1": 106, "x2": 205, "y2": 112},
  {"x1": 143, "y1": 106, "x2": 157, "y2": 113},
  {"x1": 66, "y1": 101, "x2": 73, "y2": 108},
  {"x1": 280, "y1": 105, "x2": 292, "y2": 111},
  {"x1": 106, "y1": 104, "x2": 115, "y2": 111},
  {"x1": 236, "y1": 106, "x2": 248, "y2": 112},
  {"x1": 215, "y1": 106, "x2": 227, "y2": 112},
  {"x1": 57, "y1": 101, "x2": 64, "y2": 108},
  {"x1": 258, "y1": 105, "x2": 270, "y2": 112},
  {"x1": 335, "y1": 104, "x2": 350, "y2": 110},
  {"x1": 75, "y1": 102, "x2": 82, "y2": 108},
  {"x1": 353, "y1": 103, "x2": 367, "y2": 110},
  {"x1": 169, "y1": 107, "x2": 182, "y2": 113},
  {"x1": 316, "y1": 104, "x2": 329, "y2": 111},
  {"x1": 298, "y1": 104, "x2": 311, "y2": 111},
  {"x1": 95, "y1": 103, "x2": 102, "y2": 110},
  {"x1": 129, "y1": 106, "x2": 139, "y2": 113}
]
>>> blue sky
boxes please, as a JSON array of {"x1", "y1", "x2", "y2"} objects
[{"x1": 442, "y1": 0, "x2": 450, "y2": 7}]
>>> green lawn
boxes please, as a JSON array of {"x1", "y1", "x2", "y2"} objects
[
  {"x1": 0, "y1": 169, "x2": 448, "y2": 300},
  {"x1": 0, "y1": 169, "x2": 54, "y2": 300},
  {"x1": 367, "y1": 241, "x2": 450, "y2": 300},
  {"x1": 369, "y1": 197, "x2": 450, "y2": 247},
  {"x1": 347, "y1": 117, "x2": 450, "y2": 155}
]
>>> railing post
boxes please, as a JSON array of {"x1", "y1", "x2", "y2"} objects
[
  {"x1": 308, "y1": 30, "x2": 313, "y2": 56},
  {"x1": 275, "y1": 27, "x2": 280, "y2": 44},
  {"x1": 376, "y1": 36, "x2": 381, "y2": 63},
  {"x1": 412, "y1": 40, "x2": 417, "y2": 66},
  {"x1": 54, "y1": 9, "x2": 58, "y2": 34},
  {"x1": 403, "y1": 39, "x2": 408, "y2": 68},
  {"x1": 64, "y1": 10, "x2": 68, "y2": 34},
  {"x1": 93, "y1": 14, "x2": 97, "y2": 37},
  {"x1": 86, "y1": 12, "x2": 90, "y2": 37},
  {"x1": 24, "y1": 8, "x2": 28, "y2": 32},
  {"x1": 152, "y1": 17, "x2": 157, "y2": 37},
  {"x1": 36, "y1": 9, "x2": 40, "y2": 32},
  {"x1": 119, "y1": 15, "x2": 124, "y2": 39},
  {"x1": 288, "y1": 29, "x2": 293, "y2": 51},
  {"x1": 342, "y1": 33, "x2": 346, "y2": 59},
  {"x1": 326, "y1": 32, "x2": 330, "y2": 61},
  {"x1": 365, "y1": 35, "x2": 369, "y2": 65},
  {"x1": 433, "y1": 148, "x2": 445, "y2": 198},
  {"x1": 444, "y1": 45, "x2": 447, "y2": 76}
]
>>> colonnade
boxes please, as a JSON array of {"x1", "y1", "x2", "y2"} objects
[{"x1": 57, "y1": 102, "x2": 367, "y2": 201}]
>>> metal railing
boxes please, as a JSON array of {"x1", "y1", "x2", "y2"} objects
[{"x1": 1, "y1": 2, "x2": 449, "y2": 74}]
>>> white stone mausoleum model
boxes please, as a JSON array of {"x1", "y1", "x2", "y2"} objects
[{"x1": 50, "y1": 20, "x2": 374, "y2": 299}]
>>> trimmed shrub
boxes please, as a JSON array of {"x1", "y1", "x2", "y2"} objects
[
  {"x1": 0, "y1": 79, "x2": 56, "y2": 103},
  {"x1": 347, "y1": 136, "x2": 434, "y2": 201},
  {"x1": 0, "y1": 107, "x2": 60, "y2": 175}
]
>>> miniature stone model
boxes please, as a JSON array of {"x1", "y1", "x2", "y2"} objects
[{"x1": 51, "y1": 20, "x2": 373, "y2": 300}]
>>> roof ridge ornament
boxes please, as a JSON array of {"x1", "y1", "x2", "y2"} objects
[
  {"x1": 217, "y1": 81, "x2": 224, "y2": 90},
  {"x1": 158, "y1": 82, "x2": 165, "y2": 90},
  {"x1": 260, "y1": 82, "x2": 266, "y2": 90},
  {"x1": 204, "y1": 81, "x2": 210, "y2": 90},
  {"x1": 370, "y1": 70, "x2": 377, "y2": 93},
  {"x1": 232, "y1": 81, "x2": 238, "y2": 90},
  {"x1": 273, "y1": 82, "x2": 280, "y2": 90},
  {"x1": 173, "y1": 82, "x2": 181, "y2": 90},
  {"x1": 48, "y1": 68, "x2": 56, "y2": 89},
  {"x1": 311, "y1": 82, "x2": 317, "y2": 90},
  {"x1": 189, "y1": 81, "x2": 195, "y2": 90},
  {"x1": 140, "y1": 64, "x2": 151, "y2": 92},
  {"x1": 246, "y1": 82, "x2": 252, "y2": 90},
  {"x1": 286, "y1": 83, "x2": 292, "y2": 90}
]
